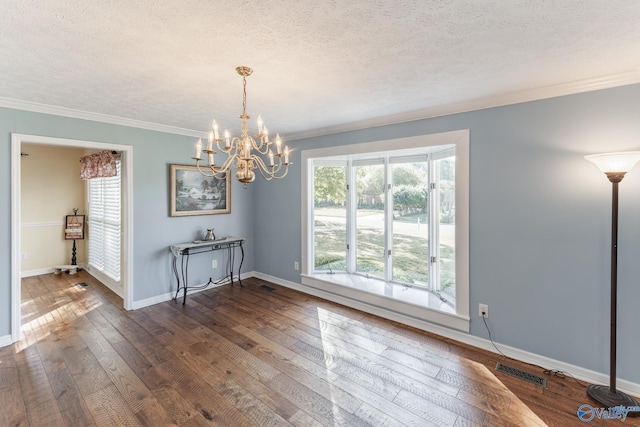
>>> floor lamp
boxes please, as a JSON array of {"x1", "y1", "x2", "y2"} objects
[{"x1": 585, "y1": 151, "x2": 640, "y2": 409}]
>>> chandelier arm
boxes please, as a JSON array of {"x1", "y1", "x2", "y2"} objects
[
  {"x1": 253, "y1": 160, "x2": 275, "y2": 181},
  {"x1": 247, "y1": 156, "x2": 260, "y2": 171},
  {"x1": 264, "y1": 164, "x2": 290, "y2": 180},
  {"x1": 252, "y1": 155, "x2": 289, "y2": 180},
  {"x1": 251, "y1": 155, "x2": 274, "y2": 177},
  {"x1": 247, "y1": 135, "x2": 270, "y2": 154},
  {"x1": 271, "y1": 159, "x2": 286, "y2": 175},
  {"x1": 230, "y1": 136, "x2": 243, "y2": 155},
  {"x1": 215, "y1": 139, "x2": 232, "y2": 154},
  {"x1": 209, "y1": 169, "x2": 229, "y2": 180},
  {"x1": 218, "y1": 153, "x2": 238, "y2": 172},
  {"x1": 195, "y1": 161, "x2": 217, "y2": 177}
]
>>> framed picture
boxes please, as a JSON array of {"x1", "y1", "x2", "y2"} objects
[
  {"x1": 170, "y1": 164, "x2": 231, "y2": 217},
  {"x1": 65, "y1": 214, "x2": 85, "y2": 240}
]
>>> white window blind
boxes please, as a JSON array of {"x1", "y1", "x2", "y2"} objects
[{"x1": 88, "y1": 160, "x2": 121, "y2": 282}]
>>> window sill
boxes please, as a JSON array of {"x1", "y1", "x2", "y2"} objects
[{"x1": 301, "y1": 273, "x2": 470, "y2": 332}]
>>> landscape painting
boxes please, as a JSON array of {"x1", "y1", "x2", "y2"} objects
[{"x1": 170, "y1": 164, "x2": 230, "y2": 216}]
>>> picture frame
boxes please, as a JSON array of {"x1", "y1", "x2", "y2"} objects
[
  {"x1": 170, "y1": 164, "x2": 231, "y2": 217},
  {"x1": 64, "y1": 214, "x2": 85, "y2": 240}
]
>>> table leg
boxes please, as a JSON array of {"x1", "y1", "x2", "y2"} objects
[
  {"x1": 228, "y1": 244, "x2": 234, "y2": 286},
  {"x1": 238, "y1": 242, "x2": 244, "y2": 287},
  {"x1": 172, "y1": 256, "x2": 181, "y2": 301},
  {"x1": 182, "y1": 254, "x2": 189, "y2": 305}
]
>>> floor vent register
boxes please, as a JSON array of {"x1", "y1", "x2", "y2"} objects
[{"x1": 495, "y1": 362, "x2": 547, "y2": 387}]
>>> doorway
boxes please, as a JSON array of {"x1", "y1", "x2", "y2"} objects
[{"x1": 10, "y1": 134, "x2": 134, "y2": 343}]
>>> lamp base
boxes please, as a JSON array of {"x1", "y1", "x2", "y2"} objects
[{"x1": 587, "y1": 385, "x2": 640, "y2": 416}]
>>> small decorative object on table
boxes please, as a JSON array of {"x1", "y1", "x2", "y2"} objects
[{"x1": 204, "y1": 228, "x2": 216, "y2": 241}]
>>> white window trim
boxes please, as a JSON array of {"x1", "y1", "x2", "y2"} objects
[{"x1": 301, "y1": 130, "x2": 470, "y2": 331}]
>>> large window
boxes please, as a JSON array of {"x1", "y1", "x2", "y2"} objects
[
  {"x1": 312, "y1": 151, "x2": 454, "y2": 299},
  {"x1": 87, "y1": 159, "x2": 121, "y2": 286},
  {"x1": 302, "y1": 131, "x2": 469, "y2": 331}
]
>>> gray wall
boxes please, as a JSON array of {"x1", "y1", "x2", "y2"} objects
[
  {"x1": 254, "y1": 83, "x2": 640, "y2": 384},
  {"x1": 3, "y1": 84, "x2": 640, "y2": 384}
]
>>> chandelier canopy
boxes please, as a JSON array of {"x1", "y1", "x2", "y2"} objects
[{"x1": 193, "y1": 66, "x2": 291, "y2": 187}]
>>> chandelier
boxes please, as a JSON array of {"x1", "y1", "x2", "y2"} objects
[{"x1": 193, "y1": 66, "x2": 291, "y2": 188}]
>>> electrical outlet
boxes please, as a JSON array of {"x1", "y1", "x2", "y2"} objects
[
  {"x1": 479, "y1": 303, "x2": 489, "y2": 318},
  {"x1": 294, "y1": 261, "x2": 299, "y2": 271},
  {"x1": 211, "y1": 259, "x2": 217, "y2": 269}
]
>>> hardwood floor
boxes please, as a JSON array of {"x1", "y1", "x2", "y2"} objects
[{"x1": 0, "y1": 271, "x2": 619, "y2": 426}]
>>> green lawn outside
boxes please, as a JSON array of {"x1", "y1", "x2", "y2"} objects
[{"x1": 314, "y1": 215, "x2": 455, "y2": 297}]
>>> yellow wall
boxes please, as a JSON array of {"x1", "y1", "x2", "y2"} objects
[{"x1": 21, "y1": 145, "x2": 86, "y2": 273}]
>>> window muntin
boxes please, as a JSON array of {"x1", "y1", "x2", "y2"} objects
[{"x1": 434, "y1": 154, "x2": 456, "y2": 300}]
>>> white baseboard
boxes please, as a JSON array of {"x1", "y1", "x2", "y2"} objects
[
  {"x1": 21, "y1": 264, "x2": 87, "y2": 278},
  {"x1": 21, "y1": 267, "x2": 56, "y2": 277},
  {"x1": 253, "y1": 271, "x2": 640, "y2": 398},
  {"x1": 0, "y1": 334, "x2": 13, "y2": 347},
  {"x1": 131, "y1": 272, "x2": 254, "y2": 310}
]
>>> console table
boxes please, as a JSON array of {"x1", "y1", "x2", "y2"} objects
[{"x1": 170, "y1": 237, "x2": 245, "y2": 304}]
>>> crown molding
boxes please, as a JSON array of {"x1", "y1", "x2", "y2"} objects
[
  {"x1": 286, "y1": 68, "x2": 640, "y2": 141},
  {"x1": 2, "y1": 69, "x2": 639, "y2": 142},
  {"x1": 0, "y1": 97, "x2": 205, "y2": 138}
]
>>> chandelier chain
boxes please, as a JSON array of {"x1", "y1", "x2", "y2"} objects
[{"x1": 242, "y1": 75, "x2": 248, "y2": 118}]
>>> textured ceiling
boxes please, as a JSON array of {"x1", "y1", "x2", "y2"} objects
[{"x1": 1, "y1": 1, "x2": 640, "y2": 139}]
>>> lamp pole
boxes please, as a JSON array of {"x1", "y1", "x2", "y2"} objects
[{"x1": 584, "y1": 153, "x2": 640, "y2": 410}]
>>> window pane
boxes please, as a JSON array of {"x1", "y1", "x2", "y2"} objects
[
  {"x1": 355, "y1": 164, "x2": 385, "y2": 278},
  {"x1": 391, "y1": 162, "x2": 429, "y2": 285},
  {"x1": 313, "y1": 165, "x2": 347, "y2": 271},
  {"x1": 438, "y1": 156, "x2": 455, "y2": 299}
]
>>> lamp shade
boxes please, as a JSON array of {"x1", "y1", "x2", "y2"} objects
[{"x1": 585, "y1": 151, "x2": 640, "y2": 174}]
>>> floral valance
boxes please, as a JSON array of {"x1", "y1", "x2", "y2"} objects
[{"x1": 80, "y1": 150, "x2": 117, "y2": 179}]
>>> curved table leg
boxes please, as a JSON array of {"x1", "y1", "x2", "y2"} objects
[
  {"x1": 172, "y1": 255, "x2": 180, "y2": 301},
  {"x1": 182, "y1": 254, "x2": 189, "y2": 304},
  {"x1": 238, "y1": 242, "x2": 244, "y2": 287}
]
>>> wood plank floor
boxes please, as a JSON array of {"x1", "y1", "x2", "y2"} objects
[{"x1": 0, "y1": 271, "x2": 625, "y2": 426}]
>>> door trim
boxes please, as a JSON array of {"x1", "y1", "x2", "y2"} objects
[{"x1": 10, "y1": 134, "x2": 134, "y2": 342}]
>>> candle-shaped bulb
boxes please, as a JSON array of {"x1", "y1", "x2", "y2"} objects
[
  {"x1": 263, "y1": 126, "x2": 269, "y2": 143},
  {"x1": 257, "y1": 115, "x2": 264, "y2": 134},
  {"x1": 275, "y1": 134, "x2": 282, "y2": 154},
  {"x1": 195, "y1": 138, "x2": 202, "y2": 159},
  {"x1": 208, "y1": 130, "x2": 214, "y2": 143},
  {"x1": 208, "y1": 151, "x2": 214, "y2": 166},
  {"x1": 207, "y1": 136, "x2": 213, "y2": 151},
  {"x1": 212, "y1": 120, "x2": 219, "y2": 140},
  {"x1": 284, "y1": 146, "x2": 289, "y2": 164},
  {"x1": 268, "y1": 150, "x2": 274, "y2": 167},
  {"x1": 224, "y1": 129, "x2": 230, "y2": 148}
]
